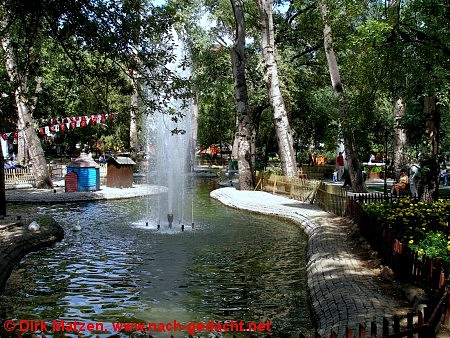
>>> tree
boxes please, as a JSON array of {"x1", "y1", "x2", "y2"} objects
[
  {"x1": 257, "y1": 0, "x2": 297, "y2": 178},
  {"x1": 1, "y1": 0, "x2": 187, "y2": 189},
  {"x1": 230, "y1": 0, "x2": 253, "y2": 190},
  {"x1": 1, "y1": 3, "x2": 53, "y2": 188},
  {"x1": 318, "y1": 0, "x2": 366, "y2": 192},
  {"x1": 129, "y1": 68, "x2": 139, "y2": 153},
  {"x1": 392, "y1": 98, "x2": 408, "y2": 177}
]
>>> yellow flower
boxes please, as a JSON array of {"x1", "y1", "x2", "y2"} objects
[{"x1": 409, "y1": 239, "x2": 414, "y2": 244}]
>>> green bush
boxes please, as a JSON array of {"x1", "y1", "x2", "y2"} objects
[
  {"x1": 362, "y1": 198, "x2": 450, "y2": 274},
  {"x1": 364, "y1": 165, "x2": 384, "y2": 173}
]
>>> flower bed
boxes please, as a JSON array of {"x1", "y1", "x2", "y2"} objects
[{"x1": 362, "y1": 198, "x2": 450, "y2": 275}]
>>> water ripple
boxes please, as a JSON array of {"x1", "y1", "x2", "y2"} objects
[{"x1": 1, "y1": 183, "x2": 313, "y2": 336}]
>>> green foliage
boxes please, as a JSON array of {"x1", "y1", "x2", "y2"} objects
[
  {"x1": 364, "y1": 165, "x2": 383, "y2": 173},
  {"x1": 1, "y1": 0, "x2": 191, "y2": 153},
  {"x1": 363, "y1": 198, "x2": 450, "y2": 274},
  {"x1": 2, "y1": 0, "x2": 450, "y2": 172}
]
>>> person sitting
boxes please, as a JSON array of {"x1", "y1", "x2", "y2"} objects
[
  {"x1": 4, "y1": 158, "x2": 17, "y2": 170},
  {"x1": 391, "y1": 171, "x2": 409, "y2": 196},
  {"x1": 440, "y1": 165, "x2": 450, "y2": 186},
  {"x1": 99, "y1": 154, "x2": 107, "y2": 164}
]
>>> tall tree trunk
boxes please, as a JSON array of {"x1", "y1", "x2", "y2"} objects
[
  {"x1": 191, "y1": 90, "x2": 199, "y2": 151},
  {"x1": 392, "y1": 98, "x2": 408, "y2": 178},
  {"x1": 388, "y1": 1, "x2": 406, "y2": 180},
  {"x1": 130, "y1": 69, "x2": 139, "y2": 154},
  {"x1": 318, "y1": 0, "x2": 366, "y2": 192},
  {"x1": 423, "y1": 96, "x2": 440, "y2": 201},
  {"x1": 1, "y1": 35, "x2": 52, "y2": 189},
  {"x1": 190, "y1": 89, "x2": 199, "y2": 170},
  {"x1": 258, "y1": 0, "x2": 298, "y2": 178},
  {"x1": 16, "y1": 128, "x2": 28, "y2": 164},
  {"x1": 230, "y1": 0, "x2": 254, "y2": 190}
]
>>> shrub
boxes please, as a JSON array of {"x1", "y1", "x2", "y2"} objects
[{"x1": 362, "y1": 198, "x2": 450, "y2": 274}]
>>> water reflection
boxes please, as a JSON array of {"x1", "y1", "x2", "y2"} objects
[{"x1": 1, "y1": 180, "x2": 313, "y2": 336}]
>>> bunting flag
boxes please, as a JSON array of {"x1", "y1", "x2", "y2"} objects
[
  {"x1": 36, "y1": 112, "x2": 118, "y2": 127},
  {"x1": 1, "y1": 112, "x2": 118, "y2": 139}
]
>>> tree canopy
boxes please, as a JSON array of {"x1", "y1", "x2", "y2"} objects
[{"x1": 0, "y1": 0, "x2": 449, "y2": 191}]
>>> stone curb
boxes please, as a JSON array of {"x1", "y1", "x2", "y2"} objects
[
  {"x1": 0, "y1": 217, "x2": 64, "y2": 295},
  {"x1": 5, "y1": 184, "x2": 164, "y2": 204}
]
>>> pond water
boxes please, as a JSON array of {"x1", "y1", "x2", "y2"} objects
[{"x1": 1, "y1": 179, "x2": 314, "y2": 337}]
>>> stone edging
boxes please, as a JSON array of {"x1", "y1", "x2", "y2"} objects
[
  {"x1": 0, "y1": 218, "x2": 64, "y2": 295},
  {"x1": 210, "y1": 187, "x2": 408, "y2": 336}
]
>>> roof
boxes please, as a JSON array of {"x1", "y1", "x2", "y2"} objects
[
  {"x1": 67, "y1": 153, "x2": 100, "y2": 168},
  {"x1": 107, "y1": 156, "x2": 136, "y2": 165}
]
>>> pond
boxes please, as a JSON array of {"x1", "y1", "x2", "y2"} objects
[{"x1": 1, "y1": 179, "x2": 314, "y2": 337}]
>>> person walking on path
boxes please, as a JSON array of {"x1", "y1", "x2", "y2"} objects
[
  {"x1": 409, "y1": 160, "x2": 421, "y2": 197},
  {"x1": 336, "y1": 152, "x2": 345, "y2": 181}
]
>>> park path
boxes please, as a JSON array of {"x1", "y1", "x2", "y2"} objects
[{"x1": 211, "y1": 187, "x2": 413, "y2": 336}]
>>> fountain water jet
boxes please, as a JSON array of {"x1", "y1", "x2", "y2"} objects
[{"x1": 144, "y1": 28, "x2": 193, "y2": 231}]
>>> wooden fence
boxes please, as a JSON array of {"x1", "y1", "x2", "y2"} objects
[
  {"x1": 297, "y1": 291, "x2": 450, "y2": 337},
  {"x1": 254, "y1": 173, "x2": 348, "y2": 216},
  {"x1": 296, "y1": 290, "x2": 449, "y2": 337},
  {"x1": 4, "y1": 168, "x2": 34, "y2": 186},
  {"x1": 4, "y1": 163, "x2": 108, "y2": 187},
  {"x1": 314, "y1": 182, "x2": 348, "y2": 216},
  {"x1": 254, "y1": 172, "x2": 321, "y2": 203},
  {"x1": 346, "y1": 197, "x2": 447, "y2": 293},
  {"x1": 298, "y1": 164, "x2": 335, "y2": 180}
]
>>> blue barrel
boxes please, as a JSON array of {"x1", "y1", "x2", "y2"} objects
[{"x1": 66, "y1": 167, "x2": 99, "y2": 191}]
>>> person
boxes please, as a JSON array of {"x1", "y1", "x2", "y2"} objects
[
  {"x1": 99, "y1": 154, "x2": 107, "y2": 164},
  {"x1": 4, "y1": 158, "x2": 17, "y2": 170},
  {"x1": 409, "y1": 160, "x2": 421, "y2": 197},
  {"x1": 308, "y1": 151, "x2": 314, "y2": 166},
  {"x1": 332, "y1": 170, "x2": 338, "y2": 182},
  {"x1": 440, "y1": 164, "x2": 450, "y2": 186},
  {"x1": 391, "y1": 171, "x2": 409, "y2": 196},
  {"x1": 336, "y1": 152, "x2": 344, "y2": 181},
  {"x1": 369, "y1": 153, "x2": 376, "y2": 163},
  {"x1": 341, "y1": 168, "x2": 351, "y2": 189}
]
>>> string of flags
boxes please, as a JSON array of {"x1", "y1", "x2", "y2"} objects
[{"x1": 1, "y1": 112, "x2": 118, "y2": 140}]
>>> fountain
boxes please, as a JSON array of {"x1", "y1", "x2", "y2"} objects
[{"x1": 144, "y1": 27, "x2": 194, "y2": 231}]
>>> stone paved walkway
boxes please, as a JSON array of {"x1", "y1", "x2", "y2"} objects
[{"x1": 210, "y1": 187, "x2": 413, "y2": 336}]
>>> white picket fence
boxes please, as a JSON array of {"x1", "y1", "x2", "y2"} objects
[{"x1": 4, "y1": 168, "x2": 35, "y2": 186}]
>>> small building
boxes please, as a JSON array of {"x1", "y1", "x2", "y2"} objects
[
  {"x1": 106, "y1": 156, "x2": 136, "y2": 188},
  {"x1": 66, "y1": 153, "x2": 100, "y2": 191},
  {"x1": 65, "y1": 171, "x2": 78, "y2": 192}
]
